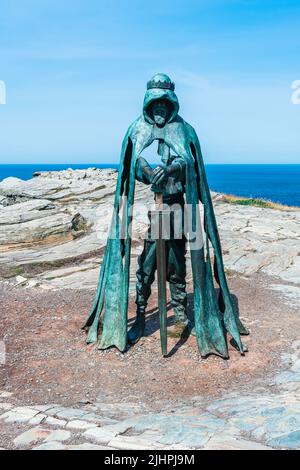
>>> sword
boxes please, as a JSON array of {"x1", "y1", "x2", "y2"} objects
[{"x1": 155, "y1": 192, "x2": 168, "y2": 357}]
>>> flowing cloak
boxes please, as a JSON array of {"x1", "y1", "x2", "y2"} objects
[{"x1": 83, "y1": 86, "x2": 248, "y2": 358}]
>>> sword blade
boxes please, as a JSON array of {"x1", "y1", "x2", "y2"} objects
[{"x1": 155, "y1": 196, "x2": 167, "y2": 357}]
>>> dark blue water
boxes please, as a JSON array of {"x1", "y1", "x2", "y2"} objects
[
  {"x1": 205, "y1": 164, "x2": 300, "y2": 207},
  {"x1": 0, "y1": 164, "x2": 119, "y2": 181},
  {"x1": 0, "y1": 163, "x2": 299, "y2": 207}
]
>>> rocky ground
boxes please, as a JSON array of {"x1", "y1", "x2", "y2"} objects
[{"x1": 0, "y1": 168, "x2": 299, "y2": 450}]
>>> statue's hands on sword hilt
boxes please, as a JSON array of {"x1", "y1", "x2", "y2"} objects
[
  {"x1": 151, "y1": 162, "x2": 182, "y2": 186},
  {"x1": 151, "y1": 166, "x2": 166, "y2": 185}
]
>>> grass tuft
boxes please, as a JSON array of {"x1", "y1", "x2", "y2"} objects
[{"x1": 222, "y1": 195, "x2": 299, "y2": 211}]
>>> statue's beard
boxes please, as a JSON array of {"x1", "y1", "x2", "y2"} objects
[{"x1": 153, "y1": 115, "x2": 166, "y2": 127}]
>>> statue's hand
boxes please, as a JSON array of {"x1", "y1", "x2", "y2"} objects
[
  {"x1": 152, "y1": 162, "x2": 182, "y2": 186},
  {"x1": 151, "y1": 166, "x2": 167, "y2": 185}
]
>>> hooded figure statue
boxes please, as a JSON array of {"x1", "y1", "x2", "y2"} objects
[{"x1": 84, "y1": 73, "x2": 249, "y2": 358}]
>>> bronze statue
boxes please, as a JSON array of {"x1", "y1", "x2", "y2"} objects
[{"x1": 84, "y1": 73, "x2": 248, "y2": 358}]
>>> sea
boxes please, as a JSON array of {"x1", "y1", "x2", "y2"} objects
[{"x1": 0, "y1": 163, "x2": 299, "y2": 207}]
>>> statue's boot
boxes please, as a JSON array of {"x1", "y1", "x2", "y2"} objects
[
  {"x1": 128, "y1": 306, "x2": 146, "y2": 344},
  {"x1": 174, "y1": 309, "x2": 196, "y2": 336}
]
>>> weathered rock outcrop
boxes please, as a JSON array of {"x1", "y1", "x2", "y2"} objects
[{"x1": 0, "y1": 168, "x2": 299, "y2": 293}]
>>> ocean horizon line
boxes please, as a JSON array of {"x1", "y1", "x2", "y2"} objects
[
  {"x1": 0, "y1": 162, "x2": 299, "y2": 166},
  {"x1": 1, "y1": 163, "x2": 299, "y2": 207}
]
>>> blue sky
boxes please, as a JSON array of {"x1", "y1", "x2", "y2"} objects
[{"x1": 0, "y1": 0, "x2": 300, "y2": 163}]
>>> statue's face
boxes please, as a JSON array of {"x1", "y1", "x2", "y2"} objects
[{"x1": 152, "y1": 101, "x2": 168, "y2": 127}]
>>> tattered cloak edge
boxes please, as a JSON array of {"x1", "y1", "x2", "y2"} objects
[{"x1": 83, "y1": 87, "x2": 249, "y2": 359}]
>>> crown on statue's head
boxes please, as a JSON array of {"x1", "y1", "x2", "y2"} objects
[{"x1": 147, "y1": 73, "x2": 175, "y2": 92}]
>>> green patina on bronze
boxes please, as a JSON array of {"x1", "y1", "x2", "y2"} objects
[{"x1": 84, "y1": 73, "x2": 249, "y2": 358}]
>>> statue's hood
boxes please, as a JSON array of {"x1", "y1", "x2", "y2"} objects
[{"x1": 143, "y1": 87, "x2": 179, "y2": 125}]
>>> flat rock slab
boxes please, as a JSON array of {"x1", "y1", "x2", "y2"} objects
[
  {"x1": 33, "y1": 442, "x2": 113, "y2": 450},
  {"x1": 268, "y1": 430, "x2": 300, "y2": 449},
  {"x1": 205, "y1": 435, "x2": 271, "y2": 450},
  {"x1": 66, "y1": 420, "x2": 97, "y2": 430},
  {"x1": 83, "y1": 427, "x2": 118, "y2": 445},
  {"x1": 0, "y1": 211, "x2": 87, "y2": 248},
  {"x1": 0, "y1": 199, "x2": 56, "y2": 225},
  {"x1": 0, "y1": 407, "x2": 39, "y2": 424},
  {"x1": 14, "y1": 427, "x2": 71, "y2": 447},
  {"x1": 45, "y1": 416, "x2": 67, "y2": 428}
]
